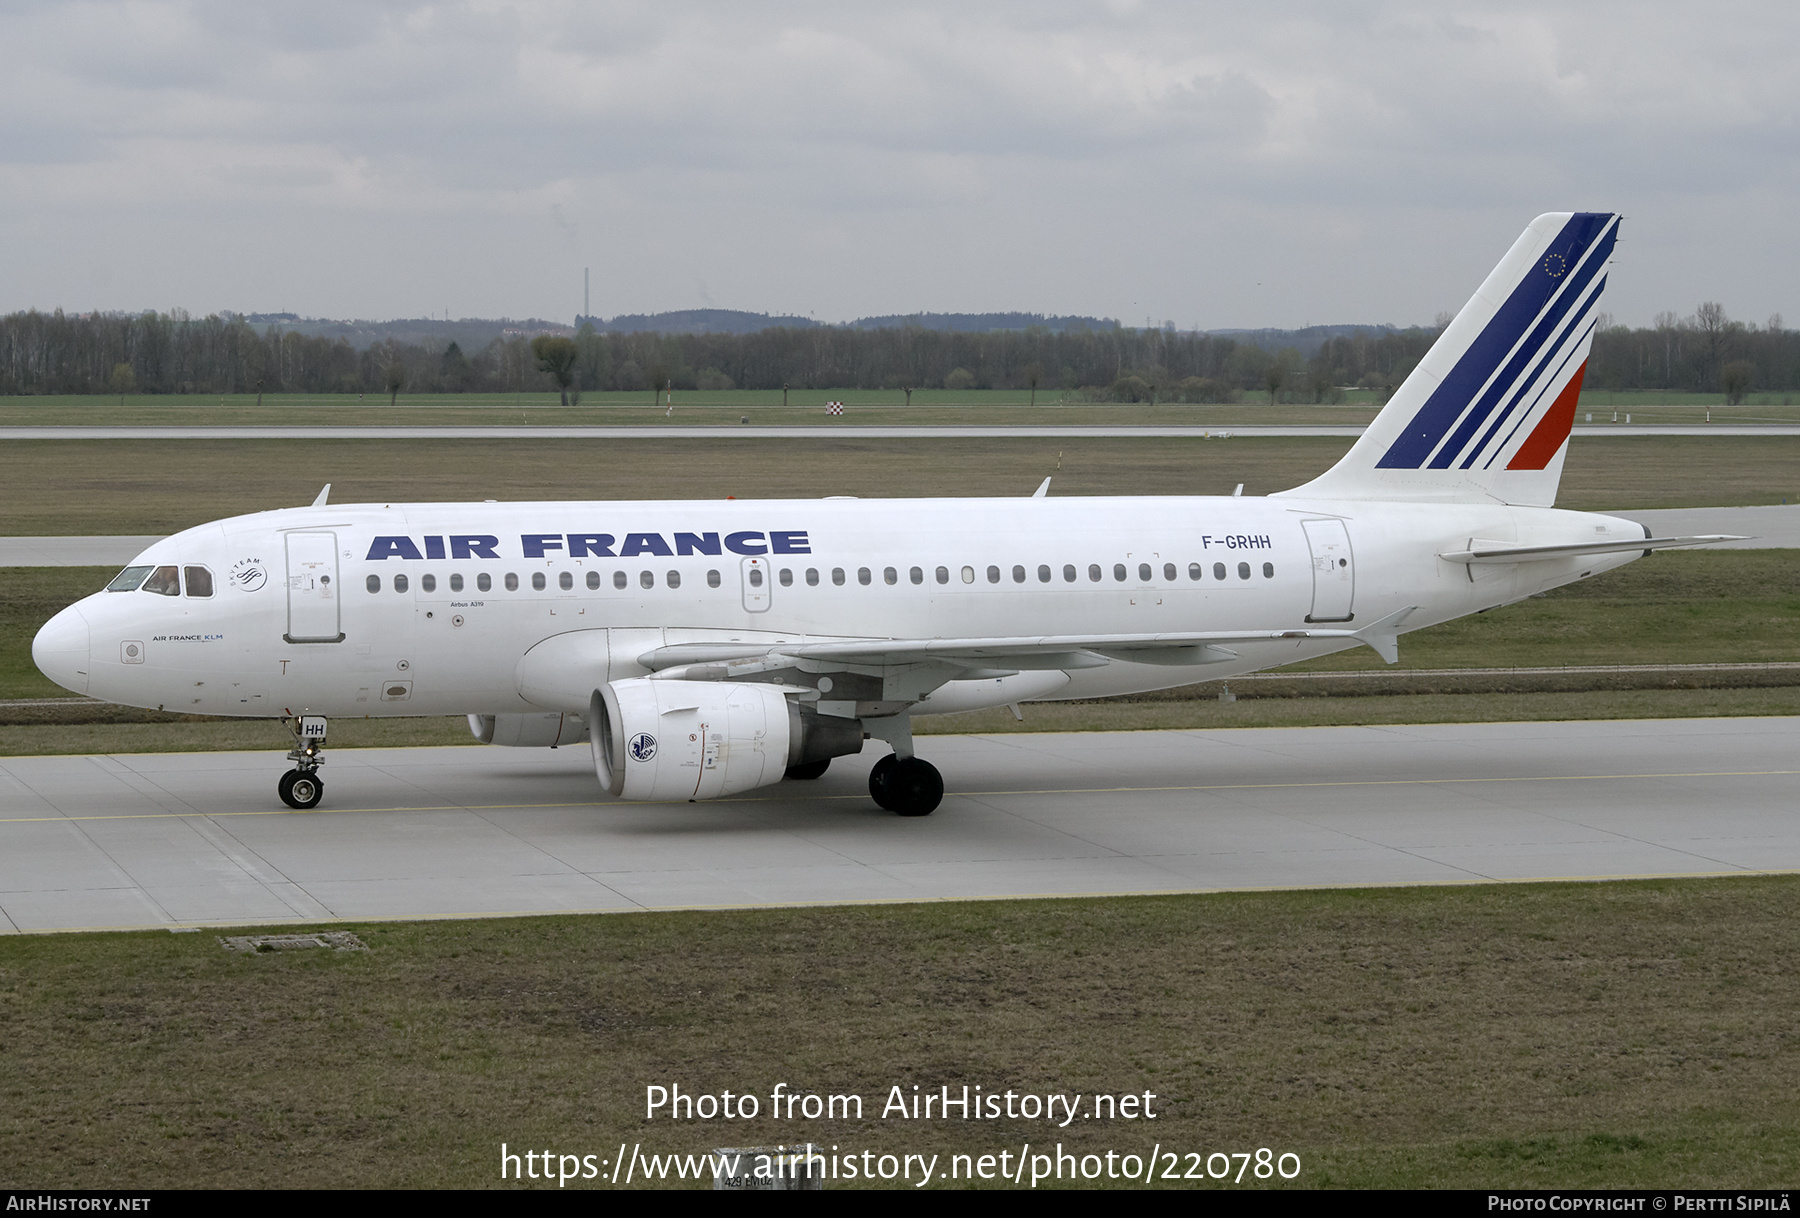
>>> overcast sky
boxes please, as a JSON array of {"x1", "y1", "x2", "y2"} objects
[{"x1": 3, "y1": 1, "x2": 1795, "y2": 329}]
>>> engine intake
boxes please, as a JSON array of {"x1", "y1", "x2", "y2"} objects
[{"x1": 589, "y1": 678, "x2": 863, "y2": 801}]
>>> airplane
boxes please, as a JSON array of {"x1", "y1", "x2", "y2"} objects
[{"x1": 33, "y1": 212, "x2": 1737, "y2": 816}]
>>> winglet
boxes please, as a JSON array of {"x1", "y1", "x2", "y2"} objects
[
  {"x1": 1032, "y1": 477, "x2": 1051, "y2": 498},
  {"x1": 311, "y1": 484, "x2": 331, "y2": 508},
  {"x1": 1353, "y1": 606, "x2": 1416, "y2": 665}
]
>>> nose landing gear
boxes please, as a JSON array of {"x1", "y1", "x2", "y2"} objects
[{"x1": 279, "y1": 713, "x2": 327, "y2": 809}]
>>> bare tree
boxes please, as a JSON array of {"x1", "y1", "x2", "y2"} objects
[
  {"x1": 1024, "y1": 362, "x2": 1043, "y2": 408},
  {"x1": 384, "y1": 361, "x2": 406, "y2": 407},
  {"x1": 1693, "y1": 301, "x2": 1728, "y2": 390}
]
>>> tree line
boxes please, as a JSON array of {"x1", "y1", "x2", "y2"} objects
[{"x1": 2, "y1": 304, "x2": 1794, "y2": 403}]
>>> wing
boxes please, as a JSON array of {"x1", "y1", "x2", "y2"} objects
[{"x1": 638, "y1": 607, "x2": 1419, "y2": 700}]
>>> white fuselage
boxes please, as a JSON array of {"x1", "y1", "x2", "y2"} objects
[{"x1": 35, "y1": 494, "x2": 1646, "y2": 720}]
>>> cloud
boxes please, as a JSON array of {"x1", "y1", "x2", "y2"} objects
[{"x1": 1, "y1": 1, "x2": 1796, "y2": 326}]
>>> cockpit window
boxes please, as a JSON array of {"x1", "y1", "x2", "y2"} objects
[
  {"x1": 107, "y1": 566, "x2": 153, "y2": 592},
  {"x1": 183, "y1": 566, "x2": 214, "y2": 597},
  {"x1": 141, "y1": 566, "x2": 180, "y2": 596}
]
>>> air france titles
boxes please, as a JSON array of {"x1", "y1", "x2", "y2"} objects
[{"x1": 364, "y1": 531, "x2": 812, "y2": 562}]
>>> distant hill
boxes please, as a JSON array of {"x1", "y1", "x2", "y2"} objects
[
  {"x1": 846, "y1": 312, "x2": 1117, "y2": 333},
  {"x1": 577, "y1": 309, "x2": 1119, "y2": 336},
  {"x1": 580, "y1": 309, "x2": 819, "y2": 334},
  {"x1": 1209, "y1": 323, "x2": 1407, "y2": 357}
]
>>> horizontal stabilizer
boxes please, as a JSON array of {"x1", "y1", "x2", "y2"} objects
[{"x1": 1438, "y1": 535, "x2": 1745, "y2": 565}]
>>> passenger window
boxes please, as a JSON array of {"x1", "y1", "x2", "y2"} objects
[
  {"x1": 421, "y1": 573, "x2": 436, "y2": 593},
  {"x1": 708, "y1": 569, "x2": 722, "y2": 588},
  {"x1": 859, "y1": 567, "x2": 873, "y2": 586},
  {"x1": 832, "y1": 567, "x2": 845, "y2": 586},
  {"x1": 805, "y1": 568, "x2": 819, "y2": 586},
  {"x1": 559, "y1": 571, "x2": 573, "y2": 591},
  {"x1": 1062, "y1": 564, "x2": 1076, "y2": 583},
  {"x1": 936, "y1": 566, "x2": 949, "y2": 584},
  {"x1": 395, "y1": 573, "x2": 409, "y2": 593},
  {"x1": 142, "y1": 566, "x2": 180, "y2": 596},
  {"x1": 909, "y1": 567, "x2": 923, "y2": 585},
  {"x1": 987, "y1": 565, "x2": 1000, "y2": 584},
  {"x1": 183, "y1": 566, "x2": 214, "y2": 597},
  {"x1": 961, "y1": 566, "x2": 975, "y2": 584},
  {"x1": 107, "y1": 566, "x2": 153, "y2": 592},
  {"x1": 451, "y1": 573, "x2": 464, "y2": 592},
  {"x1": 531, "y1": 572, "x2": 546, "y2": 591},
  {"x1": 1113, "y1": 563, "x2": 1126, "y2": 582},
  {"x1": 1088, "y1": 564, "x2": 1101, "y2": 582},
  {"x1": 643, "y1": 570, "x2": 658, "y2": 589},
  {"x1": 1238, "y1": 562, "x2": 1251, "y2": 580},
  {"x1": 1213, "y1": 563, "x2": 1226, "y2": 581},
  {"x1": 1188, "y1": 563, "x2": 1201, "y2": 581},
  {"x1": 667, "y1": 570, "x2": 681, "y2": 589},
  {"x1": 1139, "y1": 563, "x2": 1152, "y2": 581},
  {"x1": 779, "y1": 568, "x2": 792, "y2": 586},
  {"x1": 504, "y1": 573, "x2": 519, "y2": 591},
  {"x1": 1013, "y1": 565, "x2": 1027, "y2": 584},
  {"x1": 586, "y1": 571, "x2": 600, "y2": 590},
  {"x1": 1263, "y1": 562, "x2": 1274, "y2": 578},
  {"x1": 366, "y1": 574, "x2": 381, "y2": 594},
  {"x1": 613, "y1": 571, "x2": 627, "y2": 589},
  {"x1": 1164, "y1": 563, "x2": 1176, "y2": 581},
  {"x1": 478, "y1": 573, "x2": 493, "y2": 592},
  {"x1": 884, "y1": 567, "x2": 898, "y2": 585},
  {"x1": 1037, "y1": 564, "x2": 1051, "y2": 583}
]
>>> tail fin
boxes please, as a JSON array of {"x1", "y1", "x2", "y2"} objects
[{"x1": 1277, "y1": 212, "x2": 1618, "y2": 507}]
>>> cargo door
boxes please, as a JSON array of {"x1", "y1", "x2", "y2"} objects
[{"x1": 285, "y1": 531, "x2": 345, "y2": 642}]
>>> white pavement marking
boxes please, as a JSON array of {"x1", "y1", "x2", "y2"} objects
[{"x1": 1, "y1": 717, "x2": 1796, "y2": 932}]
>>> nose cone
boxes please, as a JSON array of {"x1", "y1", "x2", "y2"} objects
[{"x1": 33, "y1": 602, "x2": 91, "y2": 695}]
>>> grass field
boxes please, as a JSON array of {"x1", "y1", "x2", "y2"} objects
[
  {"x1": 1, "y1": 388, "x2": 1796, "y2": 428},
  {"x1": 1, "y1": 878, "x2": 1795, "y2": 1188},
  {"x1": 3, "y1": 435, "x2": 1800, "y2": 541}
]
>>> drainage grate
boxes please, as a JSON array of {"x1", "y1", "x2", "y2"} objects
[{"x1": 219, "y1": 931, "x2": 369, "y2": 953}]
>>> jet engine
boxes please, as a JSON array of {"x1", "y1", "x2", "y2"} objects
[{"x1": 589, "y1": 678, "x2": 863, "y2": 801}]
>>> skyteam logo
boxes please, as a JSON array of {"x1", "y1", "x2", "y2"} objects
[
  {"x1": 1378, "y1": 212, "x2": 1618, "y2": 474},
  {"x1": 628, "y1": 733, "x2": 657, "y2": 763}
]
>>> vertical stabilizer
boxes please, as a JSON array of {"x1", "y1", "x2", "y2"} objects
[{"x1": 1276, "y1": 212, "x2": 1617, "y2": 507}]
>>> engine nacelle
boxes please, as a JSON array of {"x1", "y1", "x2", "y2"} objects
[
  {"x1": 589, "y1": 678, "x2": 863, "y2": 801},
  {"x1": 468, "y1": 712, "x2": 588, "y2": 747}
]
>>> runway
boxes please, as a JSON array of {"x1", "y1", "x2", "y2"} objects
[
  {"x1": 6, "y1": 423, "x2": 1800, "y2": 440},
  {"x1": 2, "y1": 717, "x2": 1795, "y2": 933}
]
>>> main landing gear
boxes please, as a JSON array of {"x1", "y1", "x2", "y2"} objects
[
  {"x1": 862, "y1": 714, "x2": 942, "y2": 816},
  {"x1": 279, "y1": 713, "x2": 328, "y2": 809},
  {"x1": 868, "y1": 754, "x2": 943, "y2": 816}
]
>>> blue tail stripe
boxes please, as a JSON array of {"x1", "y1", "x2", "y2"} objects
[
  {"x1": 1460, "y1": 278, "x2": 1604, "y2": 469},
  {"x1": 1377, "y1": 213, "x2": 1615, "y2": 469},
  {"x1": 1427, "y1": 220, "x2": 1616, "y2": 468},
  {"x1": 1481, "y1": 311, "x2": 1599, "y2": 470}
]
